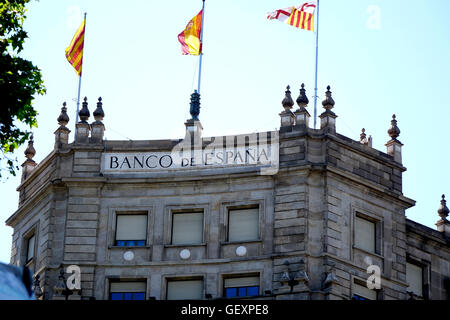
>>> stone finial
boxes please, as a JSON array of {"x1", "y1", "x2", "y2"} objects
[
  {"x1": 296, "y1": 83, "x2": 309, "y2": 108},
  {"x1": 93, "y1": 97, "x2": 105, "y2": 123},
  {"x1": 190, "y1": 90, "x2": 201, "y2": 121},
  {"x1": 281, "y1": 85, "x2": 294, "y2": 111},
  {"x1": 293, "y1": 83, "x2": 311, "y2": 130},
  {"x1": 24, "y1": 135, "x2": 36, "y2": 160},
  {"x1": 55, "y1": 102, "x2": 71, "y2": 149},
  {"x1": 90, "y1": 97, "x2": 106, "y2": 143},
  {"x1": 22, "y1": 134, "x2": 38, "y2": 181},
  {"x1": 387, "y1": 114, "x2": 400, "y2": 140},
  {"x1": 322, "y1": 85, "x2": 335, "y2": 110},
  {"x1": 78, "y1": 97, "x2": 90, "y2": 123},
  {"x1": 360, "y1": 128, "x2": 369, "y2": 145},
  {"x1": 279, "y1": 85, "x2": 295, "y2": 129},
  {"x1": 438, "y1": 194, "x2": 449, "y2": 220},
  {"x1": 319, "y1": 85, "x2": 337, "y2": 132},
  {"x1": 57, "y1": 102, "x2": 70, "y2": 127},
  {"x1": 385, "y1": 114, "x2": 403, "y2": 163}
]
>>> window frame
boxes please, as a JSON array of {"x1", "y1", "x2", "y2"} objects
[
  {"x1": 114, "y1": 212, "x2": 148, "y2": 247},
  {"x1": 406, "y1": 255, "x2": 430, "y2": 300},
  {"x1": 26, "y1": 233, "x2": 36, "y2": 264},
  {"x1": 108, "y1": 279, "x2": 147, "y2": 300},
  {"x1": 351, "y1": 277, "x2": 379, "y2": 300},
  {"x1": 227, "y1": 206, "x2": 260, "y2": 243},
  {"x1": 164, "y1": 276, "x2": 205, "y2": 300},
  {"x1": 222, "y1": 273, "x2": 261, "y2": 299},
  {"x1": 109, "y1": 209, "x2": 151, "y2": 248},
  {"x1": 352, "y1": 210, "x2": 383, "y2": 256},
  {"x1": 221, "y1": 201, "x2": 264, "y2": 244},
  {"x1": 22, "y1": 224, "x2": 38, "y2": 268},
  {"x1": 164, "y1": 205, "x2": 208, "y2": 246}
]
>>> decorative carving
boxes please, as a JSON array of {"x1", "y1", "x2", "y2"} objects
[
  {"x1": 387, "y1": 114, "x2": 400, "y2": 140},
  {"x1": 189, "y1": 90, "x2": 201, "y2": 121},
  {"x1": 78, "y1": 97, "x2": 90, "y2": 123},
  {"x1": 281, "y1": 85, "x2": 294, "y2": 111}
]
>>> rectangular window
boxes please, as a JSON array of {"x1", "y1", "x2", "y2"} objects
[
  {"x1": 354, "y1": 215, "x2": 376, "y2": 253},
  {"x1": 26, "y1": 234, "x2": 35, "y2": 263},
  {"x1": 109, "y1": 281, "x2": 146, "y2": 300},
  {"x1": 166, "y1": 279, "x2": 203, "y2": 300},
  {"x1": 115, "y1": 214, "x2": 147, "y2": 247},
  {"x1": 224, "y1": 276, "x2": 260, "y2": 298},
  {"x1": 406, "y1": 262, "x2": 423, "y2": 298},
  {"x1": 352, "y1": 279, "x2": 377, "y2": 300},
  {"x1": 171, "y1": 212, "x2": 203, "y2": 245},
  {"x1": 228, "y1": 207, "x2": 259, "y2": 242}
]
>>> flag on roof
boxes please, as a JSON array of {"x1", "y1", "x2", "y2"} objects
[
  {"x1": 267, "y1": 1, "x2": 316, "y2": 31},
  {"x1": 65, "y1": 18, "x2": 85, "y2": 76},
  {"x1": 178, "y1": 10, "x2": 203, "y2": 55}
]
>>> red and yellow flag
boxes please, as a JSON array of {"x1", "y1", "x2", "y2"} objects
[
  {"x1": 267, "y1": 1, "x2": 316, "y2": 31},
  {"x1": 287, "y1": 6, "x2": 314, "y2": 31},
  {"x1": 65, "y1": 19, "x2": 85, "y2": 76},
  {"x1": 178, "y1": 10, "x2": 203, "y2": 55}
]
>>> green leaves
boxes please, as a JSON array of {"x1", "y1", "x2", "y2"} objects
[{"x1": 0, "y1": 0, "x2": 45, "y2": 179}]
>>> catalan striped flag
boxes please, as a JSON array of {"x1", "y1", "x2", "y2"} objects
[
  {"x1": 65, "y1": 18, "x2": 85, "y2": 76},
  {"x1": 178, "y1": 10, "x2": 203, "y2": 55},
  {"x1": 267, "y1": 1, "x2": 316, "y2": 31}
]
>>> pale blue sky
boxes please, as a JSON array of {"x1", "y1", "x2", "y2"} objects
[{"x1": 1, "y1": 0, "x2": 449, "y2": 263}]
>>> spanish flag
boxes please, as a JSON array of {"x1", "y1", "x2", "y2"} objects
[
  {"x1": 267, "y1": 1, "x2": 316, "y2": 31},
  {"x1": 65, "y1": 18, "x2": 85, "y2": 76},
  {"x1": 178, "y1": 10, "x2": 203, "y2": 55}
]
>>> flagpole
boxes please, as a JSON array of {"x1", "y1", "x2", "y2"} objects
[
  {"x1": 197, "y1": 0, "x2": 205, "y2": 94},
  {"x1": 313, "y1": 0, "x2": 320, "y2": 129},
  {"x1": 75, "y1": 12, "x2": 87, "y2": 125}
]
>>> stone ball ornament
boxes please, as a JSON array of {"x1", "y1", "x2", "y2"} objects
[
  {"x1": 180, "y1": 249, "x2": 191, "y2": 260},
  {"x1": 235, "y1": 246, "x2": 247, "y2": 257},
  {"x1": 123, "y1": 251, "x2": 134, "y2": 261}
]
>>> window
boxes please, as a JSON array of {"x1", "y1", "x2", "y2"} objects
[
  {"x1": 224, "y1": 276, "x2": 260, "y2": 298},
  {"x1": 352, "y1": 278, "x2": 377, "y2": 300},
  {"x1": 109, "y1": 281, "x2": 146, "y2": 300},
  {"x1": 115, "y1": 214, "x2": 147, "y2": 246},
  {"x1": 171, "y1": 211, "x2": 203, "y2": 245},
  {"x1": 166, "y1": 279, "x2": 203, "y2": 300},
  {"x1": 406, "y1": 262, "x2": 423, "y2": 298},
  {"x1": 354, "y1": 215, "x2": 376, "y2": 253},
  {"x1": 228, "y1": 207, "x2": 259, "y2": 242},
  {"x1": 26, "y1": 233, "x2": 35, "y2": 263}
]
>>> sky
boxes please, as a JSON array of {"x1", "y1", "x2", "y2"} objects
[{"x1": 1, "y1": 0, "x2": 449, "y2": 264}]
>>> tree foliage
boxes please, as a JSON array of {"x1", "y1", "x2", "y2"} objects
[{"x1": 0, "y1": 0, "x2": 45, "y2": 178}]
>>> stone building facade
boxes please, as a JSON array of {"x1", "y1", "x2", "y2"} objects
[{"x1": 5, "y1": 85, "x2": 450, "y2": 300}]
